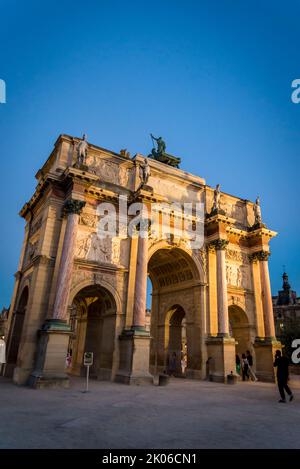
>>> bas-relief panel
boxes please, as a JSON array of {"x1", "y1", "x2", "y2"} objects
[
  {"x1": 149, "y1": 175, "x2": 203, "y2": 204},
  {"x1": 225, "y1": 249, "x2": 252, "y2": 290},
  {"x1": 75, "y1": 229, "x2": 129, "y2": 268},
  {"x1": 85, "y1": 153, "x2": 133, "y2": 189}
]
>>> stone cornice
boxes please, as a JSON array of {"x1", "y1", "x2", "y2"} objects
[
  {"x1": 63, "y1": 166, "x2": 99, "y2": 184},
  {"x1": 74, "y1": 259, "x2": 128, "y2": 273},
  {"x1": 247, "y1": 226, "x2": 277, "y2": 240},
  {"x1": 21, "y1": 255, "x2": 55, "y2": 273},
  {"x1": 131, "y1": 187, "x2": 167, "y2": 204},
  {"x1": 19, "y1": 178, "x2": 51, "y2": 218},
  {"x1": 205, "y1": 213, "x2": 236, "y2": 226}
]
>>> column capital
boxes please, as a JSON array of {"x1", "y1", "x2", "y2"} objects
[
  {"x1": 249, "y1": 250, "x2": 270, "y2": 262},
  {"x1": 208, "y1": 239, "x2": 229, "y2": 251},
  {"x1": 63, "y1": 199, "x2": 86, "y2": 216}
]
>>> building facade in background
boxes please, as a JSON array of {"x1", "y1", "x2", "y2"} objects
[{"x1": 273, "y1": 272, "x2": 300, "y2": 337}]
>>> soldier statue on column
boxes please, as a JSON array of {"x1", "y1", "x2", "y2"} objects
[
  {"x1": 253, "y1": 196, "x2": 262, "y2": 225},
  {"x1": 212, "y1": 184, "x2": 221, "y2": 212},
  {"x1": 75, "y1": 134, "x2": 88, "y2": 167},
  {"x1": 139, "y1": 157, "x2": 151, "y2": 187}
]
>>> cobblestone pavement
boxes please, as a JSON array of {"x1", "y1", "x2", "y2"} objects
[{"x1": 1, "y1": 375, "x2": 300, "y2": 449}]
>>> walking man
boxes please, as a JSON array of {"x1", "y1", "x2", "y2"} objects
[
  {"x1": 273, "y1": 350, "x2": 294, "y2": 403},
  {"x1": 241, "y1": 353, "x2": 249, "y2": 381},
  {"x1": 246, "y1": 350, "x2": 258, "y2": 381}
]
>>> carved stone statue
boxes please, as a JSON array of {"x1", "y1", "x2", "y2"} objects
[
  {"x1": 76, "y1": 134, "x2": 88, "y2": 166},
  {"x1": 253, "y1": 196, "x2": 262, "y2": 225},
  {"x1": 212, "y1": 184, "x2": 221, "y2": 212},
  {"x1": 139, "y1": 157, "x2": 151, "y2": 187}
]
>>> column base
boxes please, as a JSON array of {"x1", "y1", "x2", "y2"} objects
[
  {"x1": 254, "y1": 337, "x2": 281, "y2": 382},
  {"x1": 115, "y1": 328, "x2": 153, "y2": 385},
  {"x1": 206, "y1": 335, "x2": 237, "y2": 383},
  {"x1": 28, "y1": 319, "x2": 71, "y2": 389}
]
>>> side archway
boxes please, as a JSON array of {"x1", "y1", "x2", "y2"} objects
[
  {"x1": 5, "y1": 286, "x2": 29, "y2": 378},
  {"x1": 67, "y1": 284, "x2": 118, "y2": 381},
  {"x1": 229, "y1": 305, "x2": 252, "y2": 356}
]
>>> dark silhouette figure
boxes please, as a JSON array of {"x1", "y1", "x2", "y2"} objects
[
  {"x1": 246, "y1": 350, "x2": 258, "y2": 381},
  {"x1": 236, "y1": 354, "x2": 241, "y2": 375},
  {"x1": 241, "y1": 353, "x2": 249, "y2": 381},
  {"x1": 273, "y1": 350, "x2": 294, "y2": 403},
  {"x1": 168, "y1": 352, "x2": 177, "y2": 376}
]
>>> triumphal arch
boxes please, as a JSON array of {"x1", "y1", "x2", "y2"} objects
[{"x1": 3, "y1": 134, "x2": 280, "y2": 387}]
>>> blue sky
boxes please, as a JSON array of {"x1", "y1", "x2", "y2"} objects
[{"x1": 1, "y1": 0, "x2": 300, "y2": 307}]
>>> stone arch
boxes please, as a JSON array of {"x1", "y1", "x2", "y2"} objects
[
  {"x1": 148, "y1": 239, "x2": 205, "y2": 285},
  {"x1": 68, "y1": 282, "x2": 119, "y2": 381},
  {"x1": 164, "y1": 304, "x2": 187, "y2": 375},
  {"x1": 5, "y1": 285, "x2": 29, "y2": 378},
  {"x1": 69, "y1": 277, "x2": 123, "y2": 316}
]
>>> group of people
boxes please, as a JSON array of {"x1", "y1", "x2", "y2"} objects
[
  {"x1": 236, "y1": 350, "x2": 258, "y2": 381},
  {"x1": 167, "y1": 351, "x2": 187, "y2": 376},
  {"x1": 236, "y1": 349, "x2": 294, "y2": 403}
]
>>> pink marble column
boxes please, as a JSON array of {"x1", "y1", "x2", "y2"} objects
[
  {"x1": 52, "y1": 199, "x2": 85, "y2": 321},
  {"x1": 258, "y1": 252, "x2": 276, "y2": 339},
  {"x1": 214, "y1": 239, "x2": 229, "y2": 336},
  {"x1": 132, "y1": 232, "x2": 148, "y2": 329}
]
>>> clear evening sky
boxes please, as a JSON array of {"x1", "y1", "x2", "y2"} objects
[{"x1": 1, "y1": 0, "x2": 300, "y2": 307}]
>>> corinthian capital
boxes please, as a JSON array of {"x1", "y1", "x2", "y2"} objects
[
  {"x1": 249, "y1": 250, "x2": 270, "y2": 262},
  {"x1": 63, "y1": 199, "x2": 86, "y2": 216},
  {"x1": 209, "y1": 239, "x2": 229, "y2": 251}
]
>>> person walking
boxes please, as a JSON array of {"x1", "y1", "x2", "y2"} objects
[
  {"x1": 0, "y1": 335, "x2": 6, "y2": 375},
  {"x1": 246, "y1": 350, "x2": 258, "y2": 382},
  {"x1": 236, "y1": 354, "x2": 241, "y2": 375},
  {"x1": 274, "y1": 350, "x2": 294, "y2": 403},
  {"x1": 241, "y1": 353, "x2": 249, "y2": 381}
]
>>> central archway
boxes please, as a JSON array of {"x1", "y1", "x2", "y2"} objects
[
  {"x1": 147, "y1": 246, "x2": 203, "y2": 379},
  {"x1": 68, "y1": 284, "x2": 117, "y2": 380}
]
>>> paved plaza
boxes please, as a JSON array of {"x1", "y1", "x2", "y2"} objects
[{"x1": 1, "y1": 376, "x2": 300, "y2": 449}]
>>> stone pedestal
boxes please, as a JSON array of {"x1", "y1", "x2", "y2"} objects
[
  {"x1": 115, "y1": 329, "x2": 153, "y2": 385},
  {"x1": 254, "y1": 338, "x2": 281, "y2": 382},
  {"x1": 28, "y1": 319, "x2": 71, "y2": 389},
  {"x1": 206, "y1": 335, "x2": 236, "y2": 383}
]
